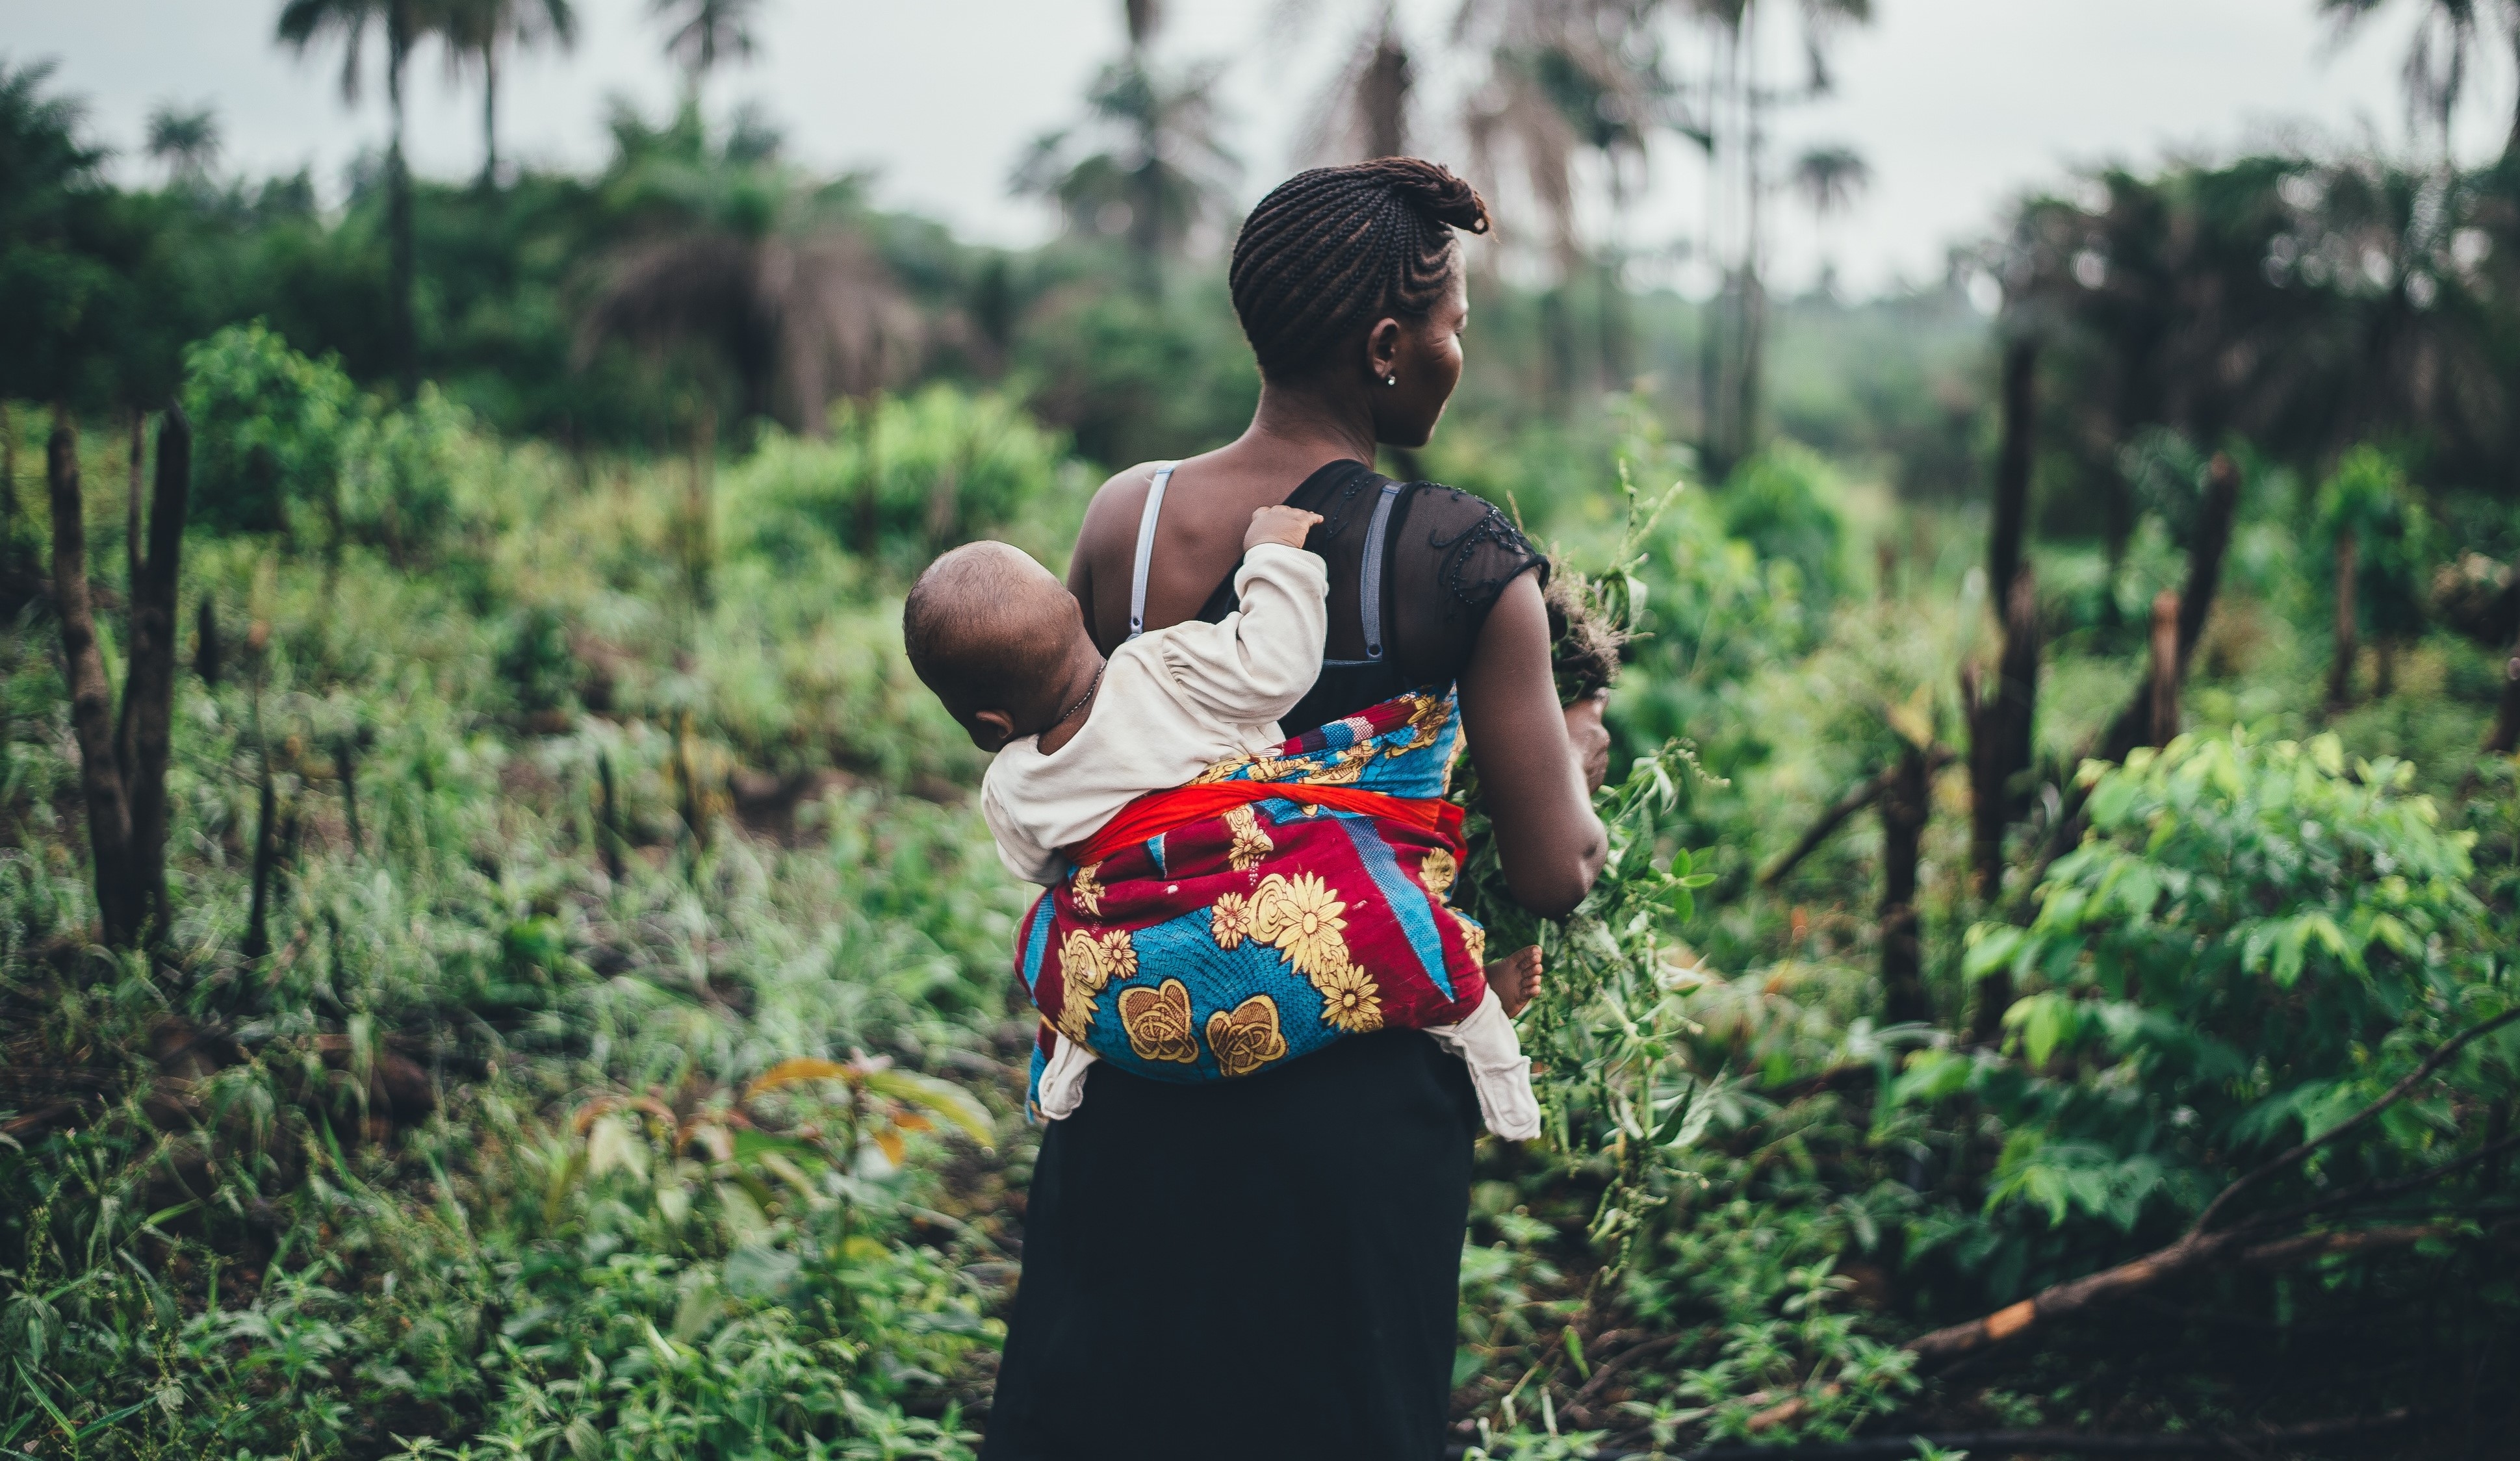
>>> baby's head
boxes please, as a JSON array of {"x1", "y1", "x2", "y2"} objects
[{"x1": 904, "y1": 541, "x2": 1096, "y2": 751}]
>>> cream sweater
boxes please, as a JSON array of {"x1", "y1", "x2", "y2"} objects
[
  {"x1": 977, "y1": 541, "x2": 1539, "y2": 1138},
  {"x1": 981, "y1": 542, "x2": 1328, "y2": 883}
]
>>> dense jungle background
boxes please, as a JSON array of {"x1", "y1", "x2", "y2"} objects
[{"x1": 6, "y1": 1, "x2": 2520, "y2": 1457}]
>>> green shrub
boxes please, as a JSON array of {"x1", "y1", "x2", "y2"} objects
[
  {"x1": 181, "y1": 320, "x2": 357, "y2": 537},
  {"x1": 1718, "y1": 443, "x2": 1849, "y2": 609},
  {"x1": 725, "y1": 384, "x2": 1077, "y2": 572},
  {"x1": 2316, "y1": 444, "x2": 2437, "y2": 642},
  {"x1": 1948, "y1": 731, "x2": 2503, "y2": 1243},
  {"x1": 339, "y1": 383, "x2": 478, "y2": 563}
]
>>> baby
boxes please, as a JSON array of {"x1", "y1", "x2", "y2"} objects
[{"x1": 905, "y1": 505, "x2": 1545, "y2": 1137}]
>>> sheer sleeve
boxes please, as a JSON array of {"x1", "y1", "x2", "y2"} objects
[{"x1": 1385, "y1": 486, "x2": 1548, "y2": 691}]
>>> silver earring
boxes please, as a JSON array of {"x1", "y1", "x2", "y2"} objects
[{"x1": 1383, "y1": 374, "x2": 1398, "y2": 387}]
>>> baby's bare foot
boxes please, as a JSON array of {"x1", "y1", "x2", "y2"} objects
[{"x1": 1488, "y1": 945, "x2": 1543, "y2": 1017}]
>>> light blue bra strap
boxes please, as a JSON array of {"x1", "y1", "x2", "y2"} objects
[
  {"x1": 1126, "y1": 461, "x2": 1178, "y2": 641},
  {"x1": 1356, "y1": 481, "x2": 1404, "y2": 660}
]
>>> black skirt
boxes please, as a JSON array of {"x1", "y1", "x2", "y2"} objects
[{"x1": 981, "y1": 1028, "x2": 1480, "y2": 1461}]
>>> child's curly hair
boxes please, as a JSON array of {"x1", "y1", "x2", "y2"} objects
[{"x1": 1545, "y1": 570, "x2": 1629, "y2": 705}]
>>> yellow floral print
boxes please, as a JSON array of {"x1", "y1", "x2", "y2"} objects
[
  {"x1": 1224, "y1": 804, "x2": 1274, "y2": 871},
  {"x1": 1210, "y1": 891, "x2": 1255, "y2": 950},
  {"x1": 1417, "y1": 848, "x2": 1458, "y2": 902},
  {"x1": 1095, "y1": 928, "x2": 1137, "y2": 982},
  {"x1": 1190, "y1": 754, "x2": 1251, "y2": 785},
  {"x1": 1298, "y1": 744, "x2": 1370, "y2": 786},
  {"x1": 1060, "y1": 930, "x2": 1107, "y2": 993},
  {"x1": 1206, "y1": 995, "x2": 1288, "y2": 1077},
  {"x1": 1248, "y1": 872, "x2": 1349, "y2": 980},
  {"x1": 1070, "y1": 861, "x2": 1105, "y2": 916},
  {"x1": 1054, "y1": 927, "x2": 1136, "y2": 1042},
  {"x1": 1118, "y1": 978, "x2": 1200, "y2": 1063},
  {"x1": 1313, "y1": 957, "x2": 1383, "y2": 1033},
  {"x1": 1452, "y1": 909, "x2": 1485, "y2": 968},
  {"x1": 1383, "y1": 692, "x2": 1450, "y2": 758},
  {"x1": 1053, "y1": 982, "x2": 1097, "y2": 1043},
  {"x1": 1060, "y1": 929, "x2": 1111, "y2": 994},
  {"x1": 1054, "y1": 930, "x2": 1107, "y2": 1041}
]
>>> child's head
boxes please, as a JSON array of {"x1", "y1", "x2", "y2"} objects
[{"x1": 904, "y1": 541, "x2": 1096, "y2": 751}]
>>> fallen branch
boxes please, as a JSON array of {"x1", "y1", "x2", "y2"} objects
[
  {"x1": 1905, "y1": 1008, "x2": 2520, "y2": 1369},
  {"x1": 1760, "y1": 746, "x2": 1956, "y2": 888},
  {"x1": 2235, "y1": 1222, "x2": 2445, "y2": 1268},
  {"x1": 2197, "y1": 1004, "x2": 2520, "y2": 1232},
  {"x1": 2249, "y1": 1130, "x2": 2520, "y2": 1233}
]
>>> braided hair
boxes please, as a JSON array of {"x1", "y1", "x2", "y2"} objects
[{"x1": 1229, "y1": 157, "x2": 1491, "y2": 379}]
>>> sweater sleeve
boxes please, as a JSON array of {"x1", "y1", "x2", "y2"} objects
[
  {"x1": 1155, "y1": 542, "x2": 1328, "y2": 724},
  {"x1": 980, "y1": 761, "x2": 1065, "y2": 885}
]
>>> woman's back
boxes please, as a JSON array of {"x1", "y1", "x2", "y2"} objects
[
  {"x1": 984, "y1": 157, "x2": 1602, "y2": 1461},
  {"x1": 1074, "y1": 456, "x2": 1545, "y2": 733}
]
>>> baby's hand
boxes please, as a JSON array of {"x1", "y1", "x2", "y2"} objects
[
  {"x1": 1488, "y1": 945, "x2": 1544, "y2": 1018},
  {"x1": 1245, "y1": 505, "x2": 1324, "y2": 552}
]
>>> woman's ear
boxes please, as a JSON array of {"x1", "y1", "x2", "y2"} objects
[
  {"x1": 1364, "y1": 316, "x2": 1404, "y2": 383},
  {"x1": 971, "y1": 709, "x2": 1018, "y2": 752}
]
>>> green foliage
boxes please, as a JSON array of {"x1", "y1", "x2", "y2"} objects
[
  {"x1": 339, "y1": 383, "x2": 479, "y2": 563},
  {"x1": 2315, "y1": 445, "x2": 2437, "y2": 639},
  {"x1": 726, "y1": 385, "x2": 1081, "y2": 573},
  {"x1": 181, "y1": 320, "x2": 359, "y2": 536},
  {"x1": 1953, "y1": 731, "x2": 2506, "y2": 1237},
  {"x1": 0, "y1": 60, "x2": 199, "y2": 408},
  {"x1": 1718, "y1": 442, "x2": 1851, "y2": 610}
]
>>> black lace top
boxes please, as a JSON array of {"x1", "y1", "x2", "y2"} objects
[{"x1": 1194, "y1": 459, "x2": 1547, "y2": 738}]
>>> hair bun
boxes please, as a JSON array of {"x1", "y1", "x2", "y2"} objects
[{"x1": 1356, "y1": 156, "x2": 1490, "y2": 236}]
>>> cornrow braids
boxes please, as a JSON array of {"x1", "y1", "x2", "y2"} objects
[{"x1": 1229, "y1": 157, "x2": 1491, "y2": 379}]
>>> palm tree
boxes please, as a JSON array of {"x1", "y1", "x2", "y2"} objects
[
  {"x1": 144, "y1": 103, "x2": 220, "y2": 187},
  {"x1": 1789, "y1": 141, "x2": 1868, "y2": 291},
  {"x1": 2320, "y1": 0, "x2": 2494, "y2": 155},
  {"x1": 277, "y1": 0, "x2": 452, "y2": 395},
  {"x1": 1013, "y1": 0, "x2": 1237, "y2": 297},
  {"x1": 1680, "y1": 0, "x2": 1873, "y2": 469},
  {"x1": 443, "y1": 0, "x2": 575, "y2": 188},
  {"x1": 1789, "y1": 143, "x2": 1868, "y2": 217},
  {"x1": 577, "y1": 107, "x2": 922, "y2": 433},
  {"x1": 652, "y1": 0, "x2": 761, "y2": 92},
  {"x1": 1289, "y1": 1, "x2": 1415, "y2": 164}
]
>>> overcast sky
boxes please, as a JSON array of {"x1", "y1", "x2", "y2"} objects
[{"x1": 11, "y1": 0, "x2": 2514, "y2": 298}]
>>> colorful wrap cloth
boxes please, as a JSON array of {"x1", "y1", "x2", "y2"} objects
[{"x1": 1014, "y1": 688, "x2": 1490, "y2": 1112}]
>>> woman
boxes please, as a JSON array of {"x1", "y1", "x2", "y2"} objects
[{"x1": 982, "y1": 158, "x2": 1610, "y2": 1461}]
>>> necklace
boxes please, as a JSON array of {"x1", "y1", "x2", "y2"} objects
[{"x1": 1051, "y1": 663, "x2": 1105, "y2": 729}]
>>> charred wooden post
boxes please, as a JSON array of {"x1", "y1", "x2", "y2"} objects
[
  {"x1": 597, "y1": 751, "x2": 627, "y2": 880},
  {"x1": 2328, "y1": 527, "x2": 2359, "y2": 711},
  {"x1": 1, "y1": 400, "x2": 16, "y2": 542},
  {"x1": 125, "y1": 409, "x2": 145, "y2": 601},
  {"x1": 333, "y1": 736, "x2": 364, "y2": 854},
  {"x1": 1879, "y1": 743, "x2": 1933, "y2": 1026},
  {"x1": 47, "y1": 413, "x2": 144, "y2": 946},
  {"x1": 685, "y1": 401, "x2": 715, "y2": 607},
  {"x1": 116, "y1": 407, "x2": 191, "y2": 941},
  {"x1": 1969, "y1": 565, "x2": 2042, "y2": 899},
  {"x1": 2147, "y1": 590, "x2": 2181, "y2": 746},
  {"x1": 243, "y1": 756, "x2": 279, "y2": 962},
  {"x1": 1988, "y1": 338, "x2": 2037, "y2": 605},
  {"x1": 2491, "y1": 626, "x2": 2520, "y2": 757},
  {"x1": 196, "y1": 592, "x2": 222, "y2": 687},
  {"x1": 2096, "y1": 453, "x2": 2241, "y2": 765}
]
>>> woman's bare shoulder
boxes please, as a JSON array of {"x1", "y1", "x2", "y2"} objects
[{"x1": 1074, "y1": 461, "x2": 1174, "y2": 566}]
